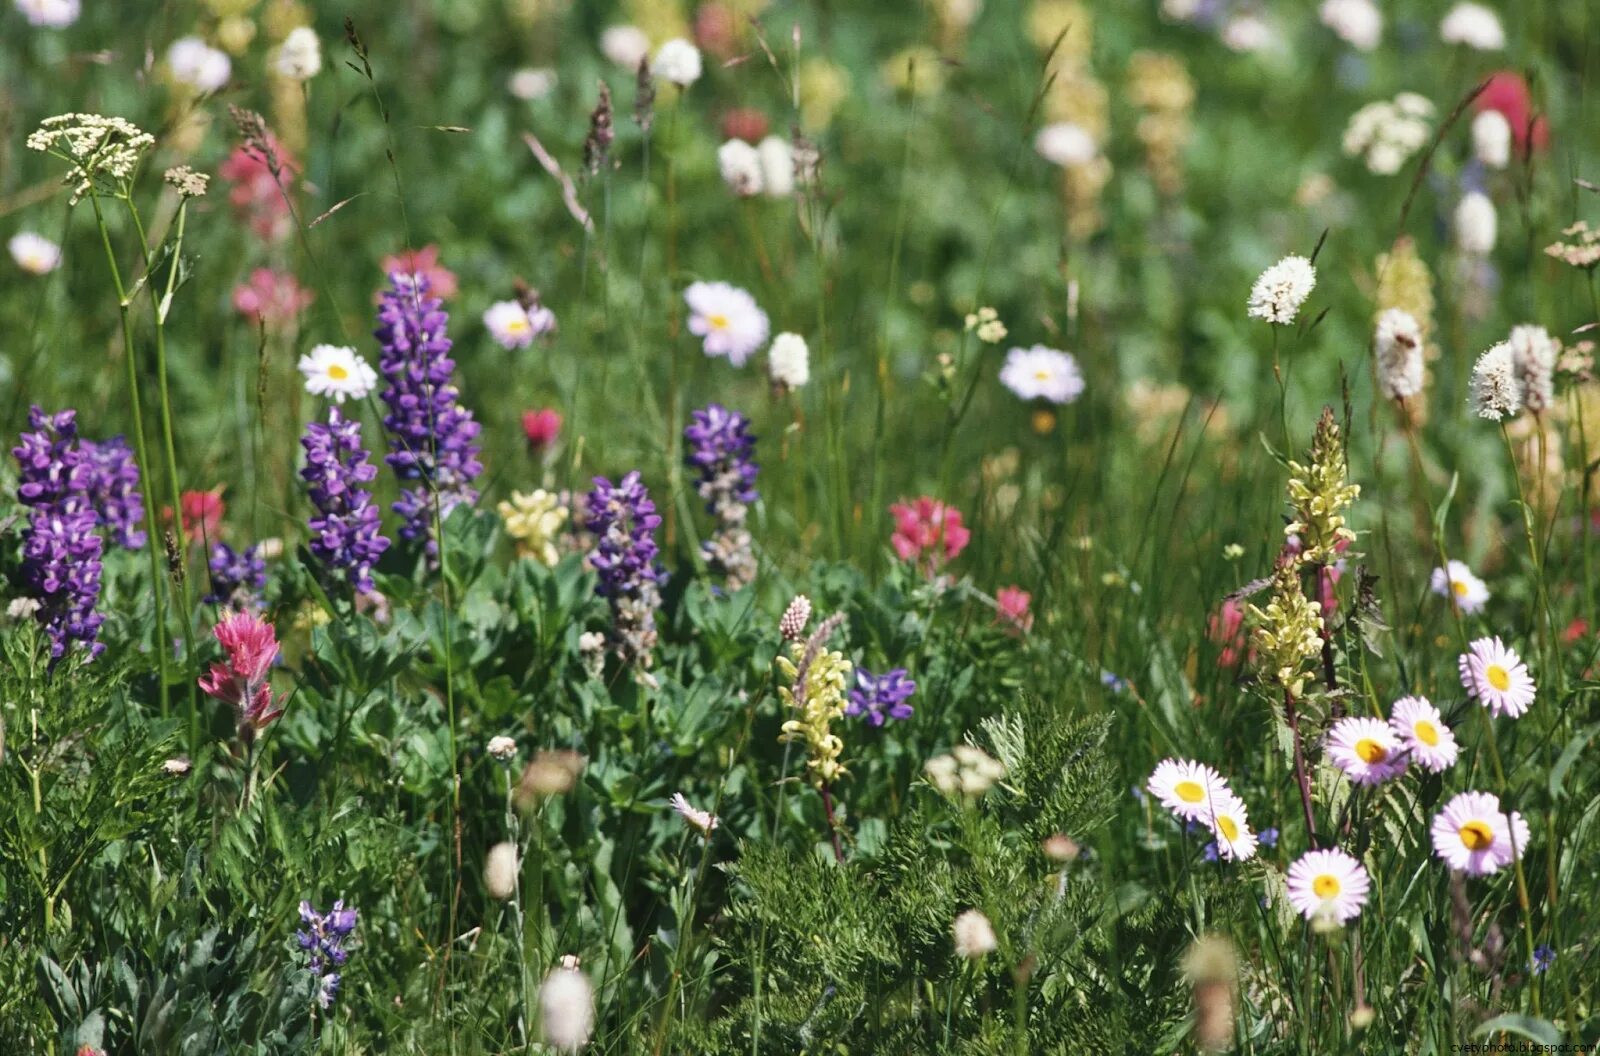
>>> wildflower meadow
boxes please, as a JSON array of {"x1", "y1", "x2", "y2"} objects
[{"x1": 5, "y1": 0, "x2": 1600, "y2": 1052}]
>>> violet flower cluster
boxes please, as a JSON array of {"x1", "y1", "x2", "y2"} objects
[
  {"x1": 205, "y1": 543, "x2": 267, "y2": 607},
  {"x1": 296, "y1": 899, "x2": 358, "y2": 1009},
  {"x1": 374, "y1": 272, "x2": 482, "y2": 549},
  {"x1": 12, "y1": 407, "x2": 105, "y2": 663},
  {"x1": 585, "y1": 471, "x2": 664, "y2": 669},
  {"x1": 847, "y1": 668, "x2": 916, "y2": 726},
  {"x1": 683, "y1": 404, "x2": 759, "y2": 589},
  {"x1": 80, "y1": 435, "x2": 146, "y2": 549},
  {"x1": 301, "y1": 408, "x2": 390, "y2": 593}
]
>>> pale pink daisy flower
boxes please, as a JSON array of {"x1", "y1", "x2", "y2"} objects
[
  {"x1": 1431, "y1": 560, "x2": 1489, "y2": 613},
  {"x1": 999, "y1": 346, "x2": 1085, "y2": 404},
  {"x1": 1458, "y1": 636, "x2": 1535, "y2": 718},
  {"x1": 1146, "y1": 758, "x2": 1231, "y2": 822},
  {"x1": 684, "y1": 281, "x2": 769, "y2": 366},
  {"x1": 1286, "y1": 848, "x2": 1371, "y2": 923},
  {"x1": 1388, "y1": 696, "x2": 1458, "y2": 773},
  {"x1": 669, "y1": 792, "x2": 718, "y2": 836},
  {"x1": 1430, "y1": 791, "x2": 1529, "y2": 875},
  {"x1": 1325, "y1": 716, "x2": 1408, "y2": 786},
  {"x1": 1206, "y1": 791, "x2": 1259, "y2": 862},
  {"x1": 483, "y1": 300, "x2": 555, "y2": 350}
]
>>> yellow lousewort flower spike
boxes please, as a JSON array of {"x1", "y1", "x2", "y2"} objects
[
  {"x1": 1247, "y1": 563, "x2": 1324, "y2": 699},
  {"x1": 1284, "y1": 407, "x2": 1359, "y2": 566},
  {"x1": 776, "y1": 639, "x2": 852, "y2": 788}
]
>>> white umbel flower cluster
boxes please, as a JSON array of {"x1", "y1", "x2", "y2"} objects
[
  {"x1": 1440, "y1": 2, "x2": 1505, "y2": 50},
  {"x1": 1374, "y1": 308, "x2": 1423, "y2": 401},
  {"x1": 1472, "y1": 110, "x2": 1512, "y2": 169},
  {"x1": 1454, "y1": 191, "x2": 1497, "y2": 257},
  {"x1": 1469, "y1": 342, "x2": 1521, "y2": 421},
  {"x1": 1319, "y1": 0, "x2": 1382, "y2": 51},
  {"x1": 1507, "y1": 324, "x2": 1556, "y2": 414},
  {"x1": 601, "y1": 25, "x2": 650, "y2": 69},
  {"x1": 1247, "y1": 255, "x2": 1316, "y2": 325},
  {"x1": 1342, "y1": 93, "x2": 1433, "y2": 176},
  {"x1": 27, "y1": 113, "x2": 155, "y2": 203}
]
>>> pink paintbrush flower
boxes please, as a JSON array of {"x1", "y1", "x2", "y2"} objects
[
  {"x1": 198, "y1": 610, "x2": 285, "y2": 740},
  {"x1": 889, "y1": 497, "x2": 970, "y2": 572}
]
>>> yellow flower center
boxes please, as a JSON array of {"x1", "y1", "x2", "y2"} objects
[
  {"x1": 1355, "y1": 738, "x2": 1388, "y2": 764},
  {"x1": 1486, "y1": 664, "x2": 1511, "y2": 692},
  {"x1": 506, "y1": 316, "x2": 529, "y2": 332},
  {"x1": 1312, "y1": 874, "x2": 1341, "y2": 899},
  {"x1": 708, "y1": 313, "x2": 730, "y2": 330},
  {"x1": 1459, "y1": 820, "x2": 1494, "y2": 851},
  {"x1": 1452, "y1": 579, "x2": 1470, "y2": 596},
  {"x1": 1034, "y1": 369, "x2": 1052, "y2": 382},
  {"x1": 1174, "y1": 780, "x2": 1205, "y2": 803},
  {"x1": 1216, "y1": 815, "x2": 1240, "y2": 841},
  {"x1": 1414, "y1": 720, "x2": 1439, "y2": 746},
  {"x1": 328, "y1": 364, "x2": 349, "y2": 380}
]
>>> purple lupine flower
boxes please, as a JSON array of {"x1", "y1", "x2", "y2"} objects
[
  {"x1": 296, "y1": 899, "x2": 358, "y2": 1009},
  {"x1": 12, "y1": 407, "x2": 104, "y2": 663},
  {"x1": 585, "y1": 471, "x2": 663, "y2": 669},
  {"x1": 683, "y1": 404, "x2": 759, "y2": 588},
  {"x1": 80, "y1": 435, "x2": 146, "y2": 549},
  {"x1": 204, "y1": 543, "x2": 267, "y2": 607},
  {"x1": 847, "y1": 667, "x2": 916, "y2": 726},
  {"x1": 301, "y1": 408, "x2": 390, "y2": 593},
  {"x1": 374, "y1": 272, "x2": 482, "y2": 549}
]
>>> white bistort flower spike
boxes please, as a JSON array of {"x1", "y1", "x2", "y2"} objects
[
  {"x1": 539, "y1": 967, "x2": 595, "y2": 1052},
  {"x1": 717, "y1": 139, "x2": 765, "y2": 197},
  {"x1": 167, "y1": 37, "x2": 232, "y2": 92},
  {"x1": 1472, "y1": 110, "x2": 1512, "y2": 169},
  {"x1": 274, "y1": 26, "x2": 322, "y2": 81},
  {"x1": 1469, "y1": 342, "x2": 1521, "y2": 420},
  {"x1": 768, "y1": 332, "x2": 811, "y2": 389},
  {"x1": 485, "y1": 842, "x2": 519, "y2": 900},
  {"x1": 1373, "y1": 308, "x2": 1423, "y2": 401},
  {"x1": 600, "y1": 25, "x2": 651, "y2": 70},
  {"x1": 951, "y1": 909, "x2": 997, "y2": 958},
  {"x1": 1507, "y1": 324, "x2": 1556, "y2": 414},
  {"x1": 1455, "y1": 191, "x2": 1497, "y2": 257},
  {"x1": 1247, "y1": 255, "x2": 1316, "y2": 325},
  {"x1": 1319, "y1": 0, "x2": 1381, "y2": 52},
  {"x1": 1034, "y1": 122, "x2": 1098, "y2": 167},
  {"x1": 1440, "y1": 2, "x2": 1505, "y2": 51},
  {"x1": 651, "y1": 38, "x2": 703, "y2": 87}
]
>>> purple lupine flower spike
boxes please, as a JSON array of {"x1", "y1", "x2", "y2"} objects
[
  {"x1": 12, "y1": 406, "x2": 105, "y2": 663},
  {"x1": 683, "y1": 404, "x2": 759, "y2": 588},
  {"x1": 374, "y1": 272, "x2": 482, "y2": 550},
  {"x1": 204, "y1": 542, "x2": 267, "y2": 607},
  {"x1": 584, "y1": 471, "x2": 663, "y2": 669},
  {"x1": 301, "y1": 408, "x2": 390, "y2": 593},
  {"x1": 847, "y1": 668, "x2": 916, "y2": 726},
  {"x1": 80, "y1": 435, "x2": 146, "y2": 549},
  {"x1": 296, "y1": 899, "x2": 358, "y2": 1009}
]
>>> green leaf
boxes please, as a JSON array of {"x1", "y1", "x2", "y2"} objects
[
  {"x1": 1472, "y1": 1014, "x2": 1562, "y2": 1045},
  {"x1": 1549, "y1": 722, "x2": 1599, "y2": 800}
]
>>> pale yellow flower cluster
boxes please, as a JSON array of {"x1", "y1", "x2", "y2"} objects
[
  {"x1": 1247, "y1": 563, "x2": 1324, "y2": 699},
  {"x1": 498, "y1": 489, "x2": 569, "y2": 566},
  {"x1": 1283, "y1": 408, "x2": 1360, "y2": 565},
  {"x1": 776, "y1": 640, "x2": 852, "y2": 788}
]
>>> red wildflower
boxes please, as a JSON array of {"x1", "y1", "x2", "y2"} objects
[
  {"x1": 719, "y1": 107, "x2": 770, "y2": 144},
  {"x1": 889, "y1": 497, "x2": 970, "y2": 570},
  {"x1": 218, "y1": 135, "x2": 299, "y2": 240},
  {"x1": 996, "y1": 586, "x2": 1033, "y2": 633},
  {"x1": 694, "y1": 2, "x2": 741, "y2": 59},
  {"x1": 164, "y1": 488, "x2": 226, "y2": 541},
  {"x1": 1208, "y1": 597, "x2": 1251, "y2": 668},
  {"x1": 378, "y1": 244, "x2": 457, "y2": 300},
  {"x1": 521, "y1": 408, "x2": 563, "y2": 451},
  {"x1": 1474, "y1": 71, "x2": 1548, "y2": 152},
  {"x1": 232, "y1": 268, "x2": 314, "y2": 325},
  {"x1": 198, "y1": 610, "x2": 285, "y2": 740}
]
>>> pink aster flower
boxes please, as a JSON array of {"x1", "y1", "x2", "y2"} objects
[
  {"x1": 1458, "y1": 635, "x2": 1536, "y2": 718},
  {"x1": 218, "y1": 135, "x2": 298, "y2": 241},
  {"x1": 379, "y1": 244, "x2": 457, "y2": 300},
  {"x1": 198, "y1": 610, "x2": 285, "y2": 740},
  {"x1": 995, "y1": 586, "x2": 1033, "y2": 633},
  {"x1": 890, "y1": 497, "x2": 970, "y2": 572},
  {"x1": 1287, "y1": 848, "x2": 1371, "y2": 924},
  {"x1": 233, "y1": 268, "x2": 315, "y2": 326},
  {"x1": 1430, "y1": 790, "x2": 1530, "y2": 876},
  {"x1": 1325, "y1": 716, "x2": 1408, "y2": 786}
]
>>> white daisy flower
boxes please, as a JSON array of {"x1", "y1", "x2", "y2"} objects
[
  {"x1": 9, "y1": 232, "x2": 62, "y2": 275},
  {"x1": 1374, "y1": 308, "x2": 1423, "y2": 401},
  {"x1": 651, "y1": 38, "x2": 703, "y2": 88},
  {"x1": 768, "y1": 332, "x2": 810, "y2": 389},
  {"x1": 1286, "y1": 848, "x2": 1371, "y2": 924},
  {"x1": 600, "y1": 25, "x2": 651, "y2": 70},
  {"x1": 1326, "y1": 716, "x2": 1408, "y2": 786},
  {"x1": 1034, "y1": 122, "x2": 1098, "y2": 168},
  {"x1": 684, "y1": 281, "x2": 769, "y2": 366},
  {"x1": 1147, "y1": 758, "x2": 1231, "y2": 822},
  {"x1": 1247, "y1": 255, "x2": 1316, "y2": 325},
  {"x1": 1319, "y1": 0, "x2": 1382, "y2": 51},
  {"x1": 1388, "y1": 696, "x2": 1458, "y2": 773},
  {"x1": 717, "y1": 139, "x2": 764, "y2": 197},
  {"x1": 166, "y1": 37, "x2": 232, "y2": 92},
  {"x1": 1206, "y1": 791, "x2": 1259, "y2": 862},
  {"x1": 1458, "y1": 635, "x2": 1536, "y2": 718},
  {"x1": 1472, "y1": 110, "x2": 1512, "y2": 169},
  {"x1": 669, "y1": 792, "x2": 718, "y2": 836},
  {"x1": 298, "y1": 344, "x2": 378, "y2": 403},
  {"x1": 274, "y1": 26, "x2": 322, "y2": 81},
  {"x1": 1469, "y1": 342, "x2": 1522, "y2": 421},
  {"x1": 1430, "y1": 559, "x2": 1489, "y2": 614},
  {"x1": 1430, "y1": 791, "x2": 1528, "y2": 875},
  {"x1": 484, "y1": 300, "x2": 554, "y2": 350},
  {"x1": 15, "y1": 0, "x2": 79, "y2": 27},
  {"x1": 1455, "y1": 191, "x2": 1498, "y2": 256},
  {"x1": 999, "y1": 345, "x2": 1084, "y2": 405},
  {"x1": 1440, "y1": 2, "x2": 1505, "y2": 50}
]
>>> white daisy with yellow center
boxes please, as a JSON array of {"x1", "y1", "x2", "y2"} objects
[
  {"x1": 999, "y1": 345, "x2": 1085, "y2": 405},
  {"x1": 298, "y1": 344, "x2": 378, "y2": 404},
  {"x1": 1206, "y1": 791, "x2": 1259, "y2": 862},
  {"x1": 1326, "y1": 716, "x2": 1408, "y2": 786},
  {"x1": 1430, "y1": 790, "x2": 1529, "y2": 875},
  {"x1": 1287, "y1": 848, "x2": 1371, "y2": 924},
  {"x1": 483, "y1": 299, "x2": 555, "y2": 350},
  {"x1": 1430, "y1": 559, "x2": 1489, "y2": 614},
  {"x1": 1458, "y1": 635, "x2": 1536, "y2": 718},
  {"x1": 685, "y1": 280, "x2": 769, "y2": 366},
  {"x1": 9, "y1": 232, "x2": 62, "y2": 275},
  {"x1": 1146, "y1": 758, "x2": 1231, "y2": 822},
  {"x1": 1388, "y1": 695, "x2": 1458, "y2": 772}
]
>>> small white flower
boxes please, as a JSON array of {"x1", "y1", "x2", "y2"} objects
[
  {"x1": 1507, "y1": 323, "x2": 1556, "y2": 414},
  {"x1": 1431, "y1": 560, "x2": 1489, "y2": 613},
  {"x1": 1146, "y1": 758, "x2": 1231, "y2": 822},
  {"x1": 297, "y1": 344, "x2": 378, "y2": 403},
  {"x1": 15, "y1": 0, "x2": 79, "y2": 27},
  {"x1": 6, "y1": 596, "x2": 43, "y2": 620},
  {"x1": 509, "y1": 67, "x2": 558, "y2": 101},
  {"x1": 651, "y1": 38, "x2": 703, "y2": 88},
  {"x1": 1326, "y1": 717, "x2": 1408, "y2": 786},
  {"x1": 1221, "y1": 13, "x2": 1275, "y2": 53},
  {"x1": 484, "y1": 300, "x2": 554, "y2": 350},
  {"x1": 757, "y1": 135, "x2": 795, "y2": 197},
  {"x1": 600, "y1": 25, "x2": 651, "y2": 70},
  {"x1": 274, "y1": 26, "x2": 322, "y2": 81},
  {"x1": 1459, "y1": 635, "x2": 1536, "y2": 719},
  {"x1": 1431, "y1": 791, "x2": 1528, "y2": 875},
  {"x1": 167, "y1": 37, "x2": 232, "y2": 92},
  {"x1": 1205, "y1": 791, "x2": 1259, "y2": 862},
  {"x1": 1472, "y1": 110, "x2": 1512, "y2": 169},
  {"x1": 9, "y1": 232, "x2": 62, "y2": 275},
  {"x1": 1319, "y1": 0, "x2": 1382, "y2": 51},
  {"x1": 1034, "y1": 122, "x2": 1098, "y2": 167},
  {"x1": 999, "y1": 345, "x2": 1084, "y2": 404},
  {"x1": 539, "y1": 967, "x2": 595, "y2": 1053},
  {"x1": 1247, "y1": 255, "x2": 1316, "y2": 325},
  {"x1": 1469, "y1": 342, "x2": 1521, "y2": 420},
  {"x1": 717, "y1": 139, "x2": 764, "y2": 197},
  {"x1": 685, "y1": 281, "x2": 769, "y2": 365},
  {"x1": 161, "y1": 756, "x2": 194, "y2": 776},
  {"x1": 1342, "y1": 96, "x2": 1433, "y2": 175},
  {"x1": 1374, "y1": 308, "x2": 1423, "y2": 401},
  {"x1": 1287, "y1": 848, "x2": 1371, "y2": 924},
  {"x1": 1388, "y1": 696, "x2": 1459, "y2": 773},
  {"x1": 485, "y1": 842, "x2": 519, "y2": 900},
  {"x1": 487, "y1": 735, "x2": 518, "y2": 761},
  {"x1": 669, "y1": 792, "x2": 719, "y2": 836},
  {"x1": 768, "y1": 332, "x2": 811, "y2": 389},
  {"x1": 1440, "y1": 2, "x2": 1505, "y2": 50},
  {"x1": 951, "y1": 909, "x2": 997, "y2": 958},
  {"x1": 1455, "y1": 191, "x2": 1498, "y2": 256}
]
